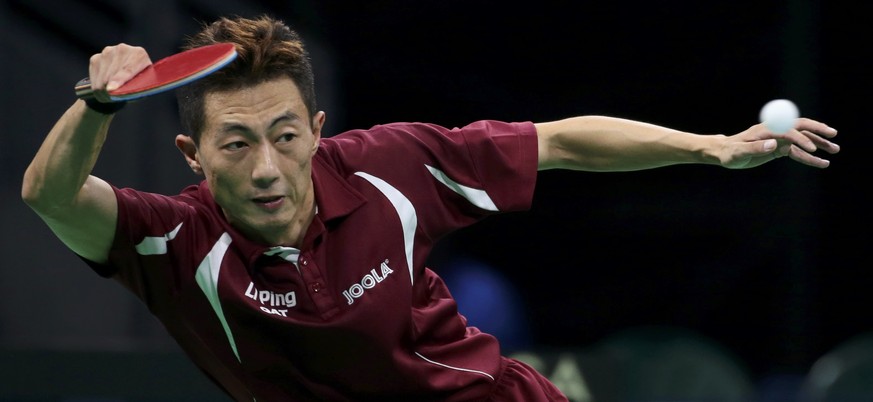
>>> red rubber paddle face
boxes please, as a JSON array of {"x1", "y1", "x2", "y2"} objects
[{"x1": 75, "y1": 43, "x2": 238, "y2": 102}]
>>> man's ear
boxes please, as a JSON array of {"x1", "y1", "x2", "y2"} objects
[
  {"x1": 311, "y1": 111, "x2": 326, "y2": 154},
  {"x1": 175, "y1": 134, "x2": 203, "y2": 175}
]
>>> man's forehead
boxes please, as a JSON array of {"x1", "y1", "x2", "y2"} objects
[
  {"x1": 202, "y1": 78, "x2": 309, "y2": 127},
  {"x1": 204, "y1": 77, "x2": 304, "y2": 109}
]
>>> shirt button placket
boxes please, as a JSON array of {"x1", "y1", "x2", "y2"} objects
[{"x1": 298, "y1": 254, "x2": 335, "y2": 316}]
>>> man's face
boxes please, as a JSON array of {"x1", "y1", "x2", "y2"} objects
[{"x1": 190, "y1": 77, "x2": 324, "y2": 245}]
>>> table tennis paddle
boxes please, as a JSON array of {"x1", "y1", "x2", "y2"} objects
[{"x1": 75, "y1": 42, "x2": 238, "y2": 102}]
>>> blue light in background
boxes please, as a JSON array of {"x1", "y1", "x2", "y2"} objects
[{"x1": 439, "y1": 258, "x2": 531, "y2": 352}]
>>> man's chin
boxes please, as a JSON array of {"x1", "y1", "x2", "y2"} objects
[
  {"x1": 228, "y1": 214, "x2": 291, "y2": 245},
  {"x1": 254, "y1": 220, "x2": 294, "y2": 244}
]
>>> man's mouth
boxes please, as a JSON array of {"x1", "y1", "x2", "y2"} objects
[{"x1": 252, "y1": 196, "x2": 285, "y2": 209}]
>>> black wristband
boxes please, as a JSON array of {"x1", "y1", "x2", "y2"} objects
[{"x1": 84, "y1": 98, "x2": 127, "y2": 115}]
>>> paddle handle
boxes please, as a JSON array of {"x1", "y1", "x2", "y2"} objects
[{"x1": 74, "y1": 77, "x2": 98, "y2": 100}]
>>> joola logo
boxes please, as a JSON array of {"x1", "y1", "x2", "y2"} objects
[
  {"x1": 343, "y1": 260, "x2": 394, "y2": 305},
  {"x1": 245, "y1": 282, "x2": 297, "y2": 317}
]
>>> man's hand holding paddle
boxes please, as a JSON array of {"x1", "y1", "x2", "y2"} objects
[{"x1": 86, "y1": 44, "x2": 153, "y2": 104}]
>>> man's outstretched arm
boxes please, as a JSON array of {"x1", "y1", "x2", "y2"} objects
[{"x1": 535, "y1": 115, "x2": 839, "y2": 171}]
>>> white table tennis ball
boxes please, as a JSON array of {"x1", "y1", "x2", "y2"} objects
[{"x1": 759, "y1": 99, "x2": 799, "y2": 134}]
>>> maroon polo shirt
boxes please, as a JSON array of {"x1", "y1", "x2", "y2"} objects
[{"x1": 86, "y1": 120, "x2": 539, "y2": 401}]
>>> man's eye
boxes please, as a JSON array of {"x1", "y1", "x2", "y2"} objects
[
  {"x1": 224, "y1": 141, "x2": 247, "y2": 150},
  {"x1": 277, "y1": 134, "x2": 296, "y2": 143}
]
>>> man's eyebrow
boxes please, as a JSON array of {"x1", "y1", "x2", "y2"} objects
[
  {"x1": 219, "y1": 122, "x2": 251, "y2": 134},
  {"x1": 218, "y1": 112, "x2": 302, "y2": 135},
  {"x1": 270, "y1": 112, "x2": 301, "y2": 129}
]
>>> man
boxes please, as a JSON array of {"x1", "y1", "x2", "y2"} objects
[{"x1": 21, "y1": 15, "x2": 839, "y2": 402}]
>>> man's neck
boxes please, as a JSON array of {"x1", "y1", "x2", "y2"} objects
[{"x1": 283, "y1": 193, "x2": 316, "y2": 248}]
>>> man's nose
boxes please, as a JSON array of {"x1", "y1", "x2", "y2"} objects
[{"x1": 252, "y1": 145, "x2": 280, "y2": 187}]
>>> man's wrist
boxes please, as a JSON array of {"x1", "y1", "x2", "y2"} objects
[
  {"x1": 83, "y1": 98, "x2": 127, "y2": 115},
  {"x1": 699, "y1": 134, "x2": 727, "y2": 166}
]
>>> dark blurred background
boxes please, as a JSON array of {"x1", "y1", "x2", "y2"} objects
[{"x1": 1, "y1": 1, "x2": 870, "y2": 401}]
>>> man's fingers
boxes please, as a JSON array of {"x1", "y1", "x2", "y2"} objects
[
  {"x1": 104, "y1": 47, "x2": 151, "y2": 92},
  {"x1": 772, "y1": 129, "x2": 817, "y2": 153},
  {"x1": 801, "y1": 130, "x2": 841, "y2": 154},
  {"x1": 795, "y1": 117, "x2": 839, "y2": 139},
  {"x1": 787, "y1": 145, "x2": 831, "y2": 168},
  {"x1": 88, "y1": 53, "x2": 107, "y2": 91},
  {"x1": 87, "y1": 44, "x2": 152, "y2": 100},
  {"x1": 733, "y1": 119, "x2": 839, "y2": 169}
]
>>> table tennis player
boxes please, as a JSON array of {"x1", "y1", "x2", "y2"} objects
[{"x1": 21, "y1": 15, "x2": 839, "y2": 402}]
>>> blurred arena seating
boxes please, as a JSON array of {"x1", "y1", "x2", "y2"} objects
[
  {"x1": 5, "y1": 329, "x2": 873, "y2": 401},
  {"x1": 800, "y1": 332, "x2": 873, "y2": 402},
  {"x1": 511, "y1": 325, "x2": 755, "y2": 402}
]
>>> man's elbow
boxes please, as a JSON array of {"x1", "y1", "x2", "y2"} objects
[
  {"x1": 21, "y1": 167, "x2": 42, "y2": 208},
  {"x1": 21, "y1": 168, "x2": 63, "y2": 216}
]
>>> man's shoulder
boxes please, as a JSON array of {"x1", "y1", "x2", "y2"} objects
[
  {"x1": 113, "y1": 180, "x2": 214, "y2": 216},
  {"x1": 177, "y1": 181, "x2": 208, "y2": 202}
]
